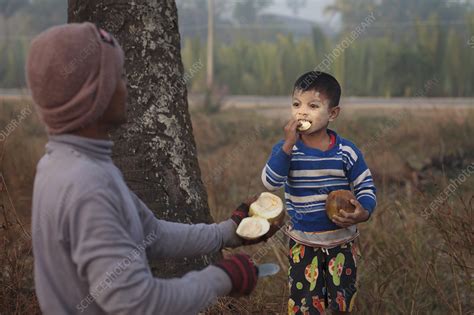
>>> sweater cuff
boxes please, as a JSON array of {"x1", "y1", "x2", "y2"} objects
[
  {"x1": 217, "y1": 219, "x2": 243, "y2": 248},
  {"x1": 202, "y1": 265, "x2": 233, "y2": 297},
  {"x1": 275, "y1": 145, "x2": 293, "y2": 160},
  {"x1": 358, "y1": 195, "x2": 376, "y2": 216}
]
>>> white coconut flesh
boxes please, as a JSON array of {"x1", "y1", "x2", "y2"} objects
[
  {"x1": 298, "y1": 120, "x2": 312, "y2": 131},
  {"x1": 236, "y1": 192, "x2": 284, "y2": 240},
  {"x1": 249, "y1": 192, "x2": 284, "y2": 222},
  {"x1": 236, "y1": 217, "x2": 270, "y2": 240}
]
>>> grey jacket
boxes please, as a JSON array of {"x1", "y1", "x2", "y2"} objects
[{"x1": 32, "y1": 134, "x2": 241, "y2": 314}]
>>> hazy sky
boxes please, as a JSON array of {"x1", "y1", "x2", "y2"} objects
[{"x1": 264, "y1": 0, "x2": 340, "y2": 28}]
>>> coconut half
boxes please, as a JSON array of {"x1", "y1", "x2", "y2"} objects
[
  {"x1": 325, "y1": 190, "x2": 356, "y2": 219},
  {"x1": 298, "y1": 120, "x2": 312, "y2": 131},
  {"x1": 236, "y1": 217, "x2": 270, "y2": 240},
  {"x1": 236, "y1": 192, "x2": 284, "y2": 240},
  {"x1": 249, "y1": 192, "x2": 284, "y2": 224}
]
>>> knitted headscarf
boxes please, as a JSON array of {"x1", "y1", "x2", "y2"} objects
[{"x1": 26, "y1": 22, "x2": 125, "y2": 134}]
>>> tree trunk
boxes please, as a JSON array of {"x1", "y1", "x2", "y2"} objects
[{"x1": 68, "y1": 0, "x2": 217, "y2": 277}]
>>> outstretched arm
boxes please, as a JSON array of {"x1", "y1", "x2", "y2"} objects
[
  {"x1": 68, "y1": 190, "x2": 232, "y2": 314},
  {"x1": 131, "y1": 192, "x2": 243, "y2": 260}
]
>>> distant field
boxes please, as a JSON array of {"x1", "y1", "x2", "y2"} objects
[
  {"x1": 187, "y1": 93, "x2": 474, "y2": 107},
  {"x1": 1, "y1": 98, "x2": 473, "y2": 314}
]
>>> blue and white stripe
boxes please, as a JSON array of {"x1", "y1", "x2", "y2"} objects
[{"x1": 262, "y1": 130, "x2": 377, "y2": 232}]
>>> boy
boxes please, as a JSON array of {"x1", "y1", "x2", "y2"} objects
[{"x1": 261, "y1": 71, "x2": 377, "y2": 314}]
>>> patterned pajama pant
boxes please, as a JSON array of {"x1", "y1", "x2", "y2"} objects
[{"x1": 288, "y1": 239, "x2": 360, "y2": 314}]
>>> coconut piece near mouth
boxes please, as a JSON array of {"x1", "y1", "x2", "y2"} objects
[
  {"x1": 236, "y1": 192, "x2": 284, "y2": 240},
  {"x1": 298, "y1": 120, "x2": 312, "y2": 131},
  {"x1": 325, "y1": 190, "x2": 356, "y2": 220}
]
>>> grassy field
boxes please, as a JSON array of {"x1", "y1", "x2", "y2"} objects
[{"x1": 1, "y1": 98, "x2": 473, "y2": 314}]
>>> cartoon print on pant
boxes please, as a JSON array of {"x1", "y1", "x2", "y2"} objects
[
  {"x1": 288, "y1": 239, "x2": 358, "y2": 314},
  {"x1": 351, "y1": 242, "x2": 359, "y2": 267},
  {"x1": 288, "y1": 298, "x2": 299, "y2": 315},
  {"x1": 291, "y1": 242, "x2": 305, "y2": 263},
  {"x1": 304, "y1": 256, "x2": 319, "y2": 291},
  {"x1": 288, "y1": 265, "x2": 294, "y2": 291},
  {"x1": 312, "y1": 296, "x2": 326, "y2": 314},
  {"x1": 300, "y1": 298, "x2": 310, "y2": 315},
  {"x1": 336, "y1": 291, "x2": 347, "y2": 311},
  {"x1": 328, "y1": 253, "x2": 345, "y2": 286}
]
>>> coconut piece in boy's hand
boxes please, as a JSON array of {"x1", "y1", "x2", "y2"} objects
[
  {"x1": 297, "y1": 119, "x2": 312, "y2": 131},
  {"x1": 325, "y1": 190, "x2": 356, "y2": 220},
  {"x1": 236, "y1": 192, "x2": 284, "y2": 240}
]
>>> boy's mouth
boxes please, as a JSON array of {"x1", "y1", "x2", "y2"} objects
[{"x1": 297, "y1": 119, "x2": 312, "y2": 131}]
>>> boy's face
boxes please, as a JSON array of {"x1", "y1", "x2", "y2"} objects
[{"x1": 291, "y1": 89, "x2": 339, "y2": 134}]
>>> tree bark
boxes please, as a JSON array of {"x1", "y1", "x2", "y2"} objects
[{"x1": 68, "y1": 0, "x2": 217, "y2": 277}]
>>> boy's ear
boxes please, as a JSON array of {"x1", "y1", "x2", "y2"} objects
[{"x1": 328, "y1": 106, "x2": 340, "y2": 122}]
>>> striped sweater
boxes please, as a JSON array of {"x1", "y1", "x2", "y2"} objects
[{"x1": 262, "y1": 129, "x2": 376, "y2": 234}]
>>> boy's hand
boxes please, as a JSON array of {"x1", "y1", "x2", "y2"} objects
[
  {"x1": 332, "y1": 198, "x2": 370, "y2": 228},
  {"x1": 282, "y1": 119, "x2": 300, "y2": 155}
]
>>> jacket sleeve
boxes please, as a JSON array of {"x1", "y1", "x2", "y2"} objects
[
  {"x1": 261, "y1": 140, "x2": 292, "y2": 191},
  {"x1": 131, "y1": 192, "x2": 243, "y2": 260},
  {"x1": 68, "y1": 189, "x2": 231, "y2": 315}
]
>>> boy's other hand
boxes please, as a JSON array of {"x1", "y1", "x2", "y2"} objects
[
  {"x1": 331, "y1": 198, "x2": 370, "y2": 227},
  {"x1": 282, "y1": 118, "x2": 300, "y2": 155}
]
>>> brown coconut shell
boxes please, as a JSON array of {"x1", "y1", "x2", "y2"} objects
[{"x1": 325, "y1": 190, "x2": 356, "y2": 219}]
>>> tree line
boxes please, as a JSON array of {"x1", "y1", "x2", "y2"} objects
[
  {"x1": 1, "y1": 0, "x2": 473, "y2": 97},
  {"x1": 182, "y1": 12, "x2": 474, "y2": 97}
]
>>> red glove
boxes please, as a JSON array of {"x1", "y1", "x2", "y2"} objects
[
  {"x1": 230, "y1": 202, "x2": 251, "y2": 225},
  {"x1": 230, "y1": 195, "x2": 258, "y2": 225},
  {"x1": 215, "y1": 254, "x2": 258, "y2": 296}
]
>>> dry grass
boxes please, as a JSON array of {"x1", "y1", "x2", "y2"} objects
[
  {"x1": 0, "y1": 231, "x2": 40, "y2": 315},
  {"x1": 192, "y1": 106, "x2": 474, "y2": 314},
  {"x1": 0, "y1": 99, "x2": 473, "y2": 314},
  {"x1": 0, "y1": 99, "x2": 44, "y2": 315}
]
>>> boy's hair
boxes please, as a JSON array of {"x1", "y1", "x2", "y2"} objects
[{"x1": 293, "y1": 71, "x2": 341, "y2": 108}]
